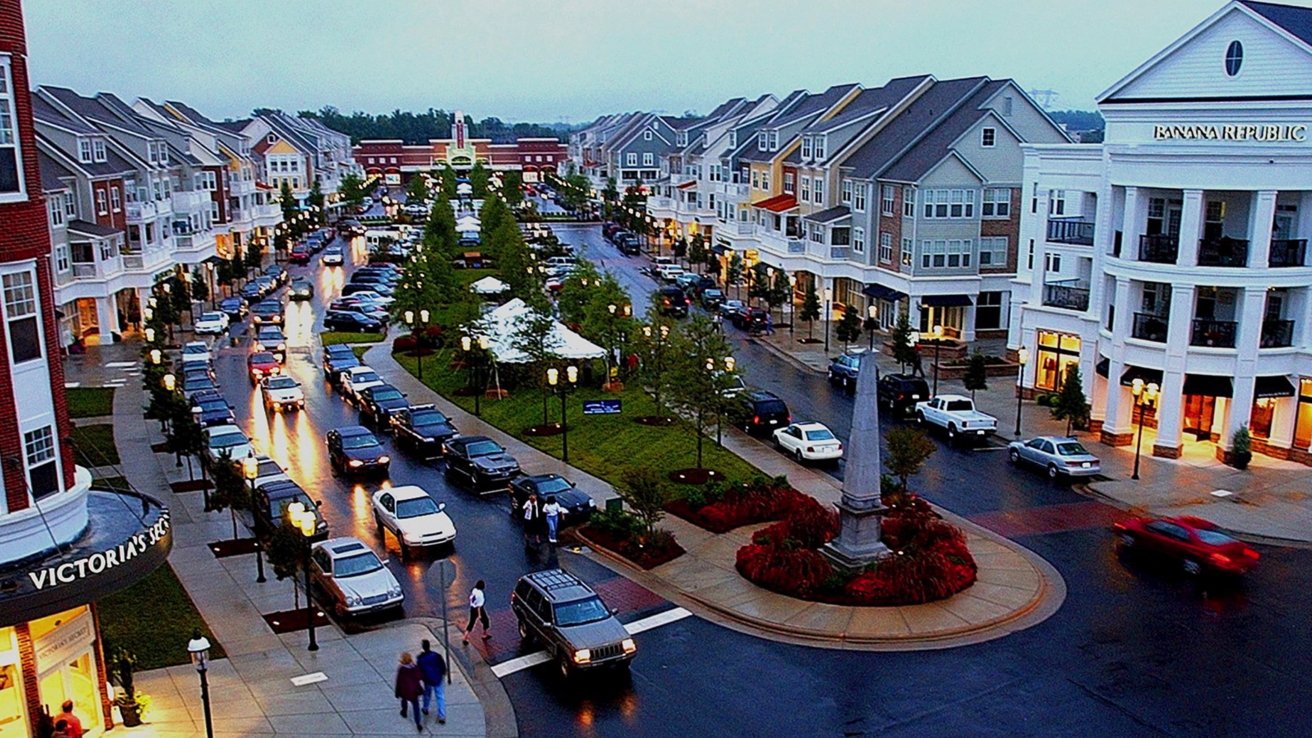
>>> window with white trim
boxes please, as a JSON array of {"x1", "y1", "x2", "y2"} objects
[
  {"x1": 783, "y1": 172, "x2": 794, "y2": 194},
  {"x1": 902, "y1": 187, "x2": 914, "y2": 217},
  {"x1": 982, "y1": 188, "x2": 1011, "y2": 218},
  {"x1": 768, "y1": 131, "x2": 778, "y2": 150},
  {"x1": 210, "y1": 201, "x2": 220, "y2": 222},
  {"x1": 809, "y1": 223, "x2": 823, "y2": 243},
  {"x1": 1045, "y1": 251, "x2": 1062, "y2": 273},
  {"x1": 758, "y1": 132, "x2": 767, "y2": 150},
  {"x1": 677, "y1": 131, "x2": 688, "y2": 146},
  {"x1": 761, "y1": 171, "x2": 769, "y2": 190},
  {"x1": 727, "y1": 131, "x2": 736, "y2": 148},
  {"x1": 626, "y1": 153, "x2": 637, "y2": 166},
  {"x1": 1048, "y1": 189, "x2": 1066, "y2": 216},
  {"x1": 0, "y1": 57, "x2": 21, "y2": 197},
  {"x1": 78, "y1": 139, "x2": 93, "y2": 163},
  {"x1": 812, "y1": 177, "x2": 823, "y2": 204},
  {"x1": 3, "y1": 270, "x2": 41, "y2": 364},
  {"x1": 853, "y1": 183, "x2": 866, "y2": 212},
  {"x1": 644, "y1": 129, "x2": 652, "y2": 141},
  {"x1": 921, "y1": 189, "x2": 975, "y2": 219},
  {"x1": 901, "y1": 237, "x2": 912, "y2": 263},
  {"x1": 841, "y1": 179, "x2": 853, "y2": 205},
  {"x1": 48, "y1": 195, "x2": 64, "y2": 227},
  {"x1": 799, "y1": 176, "x2": 810, "y2": 202},
  {"x1": 880, "y1": 231, "x2": 894, "y2": 262},
  {"x1": 643, "y1": 153, "x2": 653, "y2": 167},
  {"x1": 54, "y1": 243, "x2": 70, "y2": 273},
  {"x1": 981, "y1": 127, "x2": 996, "y2": 147},
  {"x1": 801, "y1": 137, "x2": 812, "y2": 159},
  {"x1": 814, "y1": 137, "x2": 826, "y2": 159},
  {"x1": 920, "y1": 239, "x2": 973, "y2": 269},
  {"x1": 24, "y1": 426, "x2": 58, "y2": 499},
  {"x1": 110, "y1": 186, "x2": 121, "y2": 212},
  {"x1": 1026, "y1": 239, "x2": 1035, "y2": 270},
  {"x1": 751, "y1": 170, "x2": 760, "y2": 189},
  {"x1": 852, "y1": 227, "x2": 866, "y2": 253},
  {"x1": 95, "y1": 189, "x2": 108, "y2": 215},
  {"x1": 64, "y1": 193, "x2": 76, "y2": 218},
  {"x1": 92, "y1": 139, "x2": 106, "y2": 162},
  {"x1": 979, "y1": 236, "x2": 1008, "y2": 266},
  {"x1": 881, "y1": 185, "x2": 895, "y2": 215},
  {"x1": 198, "y1": 171, "x2": 217, "y2": 190}
]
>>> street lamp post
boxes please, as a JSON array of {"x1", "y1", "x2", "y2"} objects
[
  {"x1": 1130, "y1": 379, "x2": 1160, "y2": 481},
  {"x1": 241, "y1": 455, "x2": 266, "y2": 583},
  {"x1": 930, "y1": 324, "x2": 943, "y2": 396},
  {"x1": 461, "y1": 335, "x2": 489, "y2": 416},
  {"x1": 403, "y1": 309, "x2": 430, "y2": 381},
  {"x1": 187, "y1": 631, "x2": 215, "y2": 738},
  {"x1": 866, "y1": 305, "x2": 878, "y2": 351},
  {"x1": 287, "y1": 502, "x2": 319, "y2": 651},
  {"x1": 823, "y1": 287, "x2": 833, "y2": 353},
  {"x1": 546, "y1": 366, "x2": 579, "y2": 464},
  {"x1": 1014, "y1": 347, "x2": 1030, "y2": 437}
]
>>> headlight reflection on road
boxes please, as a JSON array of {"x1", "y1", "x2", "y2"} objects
[
  {"x1": 284, "y1": 301, "x2": 313, "y2": 346},
  {"x1": 320, "y1": 265, "x2": 344, "y2": 297}
]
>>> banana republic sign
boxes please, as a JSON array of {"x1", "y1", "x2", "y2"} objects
[{"x1": 1154, "y1": 124, "x2": 1308, "y2": 142}]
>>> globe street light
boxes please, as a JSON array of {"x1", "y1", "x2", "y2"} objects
[
  {"x1": 286, "y1": 501, "x2": 319, "y2": 651},
  {"x1": 1014, "y1": 347, "x2": 1030, "y2": 437},
  {"x1": 1131, "y1": 379, "x2": 1160, "y2": 481},
  {"x1": 187, "y1": 631, "x2": 215, "y2": 738},
  {"x1": 241, "y1": 454, "x2": 266, "y2": 583},
  {"x1": 823, "y1": 287, "x2": 833, "y2": 353},
  {"x1": 163, "y1": 373, "x2": 176, "y2": 392},
  {"x1": 866, "y1": 305, "x2": 878, "y2": 351},
  {"x1": 547, "y1": 365, "x2": 579, "y2": 464},
  {"x1": 930, "y1": 324, "x2": 944, "y2": 396},
  {"x1": 403, "y1": 309, "x2": 431, "y2": 381},
  {"x1": 149, "y1": 348, "x2": 162, "y2": 365},
  {"x1": 461, "y1": 335, "x2": 490, "y2": 416}
]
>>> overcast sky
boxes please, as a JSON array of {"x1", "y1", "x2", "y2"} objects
[{"x1": 22, "y1": 0, "x2": 1259, "y2": 124}]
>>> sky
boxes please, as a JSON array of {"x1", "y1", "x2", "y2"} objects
[{"x1": 21, "y1": 0, "x2": 1272, "y2": 124}]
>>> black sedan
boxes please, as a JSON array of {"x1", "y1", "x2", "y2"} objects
[
  {"x1": 252, "y1": 480, "x2": 328, "y2": 540},
  {"x1": 218, "y1": 296, "x2": 247, "y2": 321},
  {"x1": 250, "y1": 301, "x2": 284, "y2": 325},
  {"x1": 322, "y1": 348, "x2": 361, "y2": 383},
  {"x1": 323, "y1": 309, "x2": 383, "y2": 333},
  {"x1": 239, "y1": 282, "x2": 264, "y2": 303},
  {"x1": 358, "y1": 384, "x2": 409, "y2": 428},
  {"x1": 509, "y1": 474, "x2": 595, "y2": 526},
  {"x1": 190, "y1": 391, "x2": 236, "y2": 427},
  {"x1": 288, "y1": 277, "x2": 314, "y2": 301},
  {"x1": 443, "y1": 436, "x2": 520, "y2": 492},
  {"x1": 326, "y1": 426, "x2": 391, "y2": 477},
  {"x1": 390, "y1": 404, "x2": 458, "y2": 459}
]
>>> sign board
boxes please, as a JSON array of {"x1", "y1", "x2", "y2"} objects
[
  {"x1": 1153, "y1": 124, "x2": 1307, "y2": 142},
  {"x1": 582, "y1": 399, "x2": 622, "y2": 415},
  {"x1": 27, "y1": 513, "x2": 171, "y2": 592}
]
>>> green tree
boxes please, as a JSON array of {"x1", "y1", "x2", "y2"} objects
[
  {"x1": 244, "y1": 238, "x2": 264, "y2": 273},
  {"x1": 555, "y1": 262, "x2": 602, "y2": 328},
  {"x1": 1050, "y1": 365, "x2": 1090, "y2": 436},
  {"x1": 190, "y1": 271, "x2": 210, "y2": 307},
  {"x1": 725, "y1": 253, "x2": 744, "y2": 299},
  {"x1": 425, "y1": 192, "x2": 459, "y2": 256},
  {"x1": 307, "y1": 179, "x2": 324, "y2": 225},
  {"x1": 339, "y1": 172, "x2": 366, "y2": 208},
  {"x1": 207, "y1": 451, "x2": 249, "y2": 538},
  {"x1": 167, "y1": 275, "x2": 191, "y2": 326},
  {"x1": 617, "y1": 467, "x2": 669, "y2": 539},
  {"x1": 636, "y1": 318, "x2": 676, "y2": 419},
  {"x1": 478, "y1": 196, "x2": 513, "y2": 257},
  {"x1": 836, "y1": 305, "x2": 862, "y2": 348},
  {"x1": 885, "y1": 427, "x2": 936, "y2": 493},
  {"x1": 492, "y1": 220, "x2": 534, "y2": 297},
  {"x1": 687, "y1": 234, "x2": 705, "y2": 270},
  {"x1": 769, "y1": 269, "x2": 791, "y2": 326},
  {"x1": 891, "y1": 311, "x2": 918, "y2": 372},
  {"x1": 963, "y1": 350, "x2": 988, "y2": 400},
  {"x1": 748, "y1": 263, "x2": 771, "y2": 306},
  {"x1": 501, "y1": 171, "x2": 524, "y2": 208},
  {"x1": 666, "y1": 316, "x2": 739, "y2": 467},
  {"x1": 511, "y1": 305, "x2": 563, "y2": 426},
  {"x1": 601, "y1": 177, "x2": 619, "y2": 218},
  {"x1": 278, "y1": 180, "x2": 297, "y2": 227},
  {"x1": 469, "y1": 162, "x2": 490, "y2": 199},
  {"x1": 579, "y1": 272, "x2": 632, "y2": 352},
  {"x1": 562, "y1": 173, "x2": 591, "y2": 211},
  {"x1": 264, "y1": 519, "x2": 310, "y2": 610},
  {"x1": 799, "y1": 281, "x2": 821, "y2": 340},
  {"x1": 405, "y1": 174, "x2": 429, "y2": 204}
]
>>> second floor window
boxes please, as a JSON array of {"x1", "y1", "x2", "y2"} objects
[
  {"x1": 854, "y1": 183, "x2": 867, "y2": 212},
  {"x1": 3, "y1": 270, "x2": 41, "y2": 364},
  {"x1": 981, "y1": 127, "x2": 996, "y2": 147},
  {"x1": 800, "y1": 176, "x2": 810, "y2": 202},
  {"x1": 643, "y1": 153, "x2": 653, "y2": 166},
  {"x1": 979, "y1": 236, "x2": 1008, "y2": 266},
  {"x1": 0, "y1": 58, "x2": 21, "y2": 197},
  {"x1": 903, "y1": 187, "x2": 915, "y2": 217},
  {"x1": 79, "y1": 138, "x2": 94, "y2": 163},
  {"x1": 983, "y1": 188, "x2": 1011, "y2": 218},
  {"x1": 841, "y1": 179, "x2": 853, "y2": 205},
  {"x1": 48, "y1": 195, "x2": 64, "y2": 226},
  {"x1": 801, "y1": 137, "x2": 812, "y2": 159},
  {"x1": 881, "y1": 185, "x2": 895, "y2": 215},
  {"x1": 813, "y1": 177, "x2": 824, "y2": 204},
  {"x1": 626, "y1": 153, "x2": 637, "y2": 166},
  {"x1": 110, "y1": 186, "x2": 121, "y2": 212},
  {"x1": 922, "y1": 189, "x2": 976, "y2": 219},
  {"x1": 853, "y1": 227, "x2": 866, "y2": 253},
  {"x1": 783, "y1": 172, "x2": 794, "y2": 194},
  {"x1": 96, "y1": 189, "x2": 108, "y2": 215},
  {"x1": 880, "y1": 231, "x2": 893, "y2": 262}
]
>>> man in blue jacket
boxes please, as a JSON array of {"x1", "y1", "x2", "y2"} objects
[{"x1": 416, "y1": 639, "x2": 447, "y2": 724}]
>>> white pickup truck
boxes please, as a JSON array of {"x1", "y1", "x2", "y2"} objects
[{"x1": 914, "y1": 394, "x2": 998, "y2": 443}]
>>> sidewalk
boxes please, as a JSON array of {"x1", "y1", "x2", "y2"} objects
[
  {"x1": 94, "y1": 359, "x2": 492, "y2": 737},
  {"x1": 754, "y1": 327, "x2": 1312, "y2": 544},
  {"x1": 366, "y1": 343, "x2": 1063, "y2": 651}
]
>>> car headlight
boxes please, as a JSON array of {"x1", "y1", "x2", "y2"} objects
[
  {"x1": 622, "y1": 638, "x2": 636, "y2": 654},
  {"x1": 349, "y1": 459, "x2": 363, "y2": 467},
  {"x1": 276, "y1": 343, "x2": 286, "y2": 352},
  {"x1": 345, "y1": 594, "x2": 362, "y2": 606},
  {"x1": 377, "y1": 455, "x2": 390, "y2": 464},
  {"x1": 588, "y1": 498, "x2": 596, "y2": 508},
  {"x1": 387, "y1": 584, "x2": 403, "y2": 598},
  {"x1": 572, "y1": 649, "x2": 591, "y2": 665}
]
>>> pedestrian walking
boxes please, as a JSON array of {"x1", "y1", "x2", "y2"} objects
[
  {"x1": 523, "y1": 493, "x2": 543, "y2": 545},
  {"x1": 462, "y1": 580, "x2": 491, "y2": 643},
  {"x1": 57, "y1": 702, "x2": 82, "y2": 738},
  {"x1": 417, "y1": 639, "x2": 447, "y2": 725},
  {"x1": 543, "y1": 495, "x2": 562, "y2": 544},
  {"x1": 394, "y1": 652, "x2": 423, "y2": 732},
  {"x1": 765, "y1": 312, "x2": 774, "y2": 335},
  {"x1": 713, "y1": 312, "x2": 724, "y2": 332},
  {"x1": 912, "y1": 352, "x2": 925, "y2": 378}
]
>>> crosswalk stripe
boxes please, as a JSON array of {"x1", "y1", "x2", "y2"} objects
[{"x1": 489, "y1": 607, "x2": 693, "y2": 678}]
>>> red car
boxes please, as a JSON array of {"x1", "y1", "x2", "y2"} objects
[
  {"x1": 1114, "y1": 515, "x2": 1259, "y2": 576},
  {"x1": 247, "y1": 351, "x2": 281, "y2": 386},
  {"x1": 289, "y1": 244, "x2": 311, "y2": 265}
]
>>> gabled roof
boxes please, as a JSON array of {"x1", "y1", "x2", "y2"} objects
[
  {"x1": 31, "y1": 94, "x2": 97, "y2": 135},
  {"x1": 1240, "y1": 0, "x2": 1312, "y2": 46},
  {"x1": 706, "y1": 97, "x2": 747, "y2": 121},
  {"x1": 807, "y1": 76, "x2": 931, "y2": 134},
  {"x1": 164, "y1": 99, "x2": 218, "y2": 126},
  {"x1": 770, "y1": 83, "x2": 859, "y2": 128},
  {"x1": 68, "y1": 219, "x2": 122, "y2": 238},
  {"x1": 36, "y1": 131, "x2": 136, "y2": 179},
  {"x1": 38, "y1": 152, "x2": 75, "y2": 191},
  {"x1": 214, "y1": 119, "x2": 251, "y2": 133},
  {"x1": 880, "y1": 79, "x2": 1009, "y2": 182},
  {"x1": 843, "y1": 77, "x2": 990, "y2": 179}
]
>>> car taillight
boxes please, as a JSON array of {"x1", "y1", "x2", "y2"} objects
[
  {"x1": 806, "y1": 447, "x2": 814, "y2": 453},
  {"x1": 752, "y1": 415, "x2": 760, "y2": 425},
  {"x1": 1209, "y1": 553, "x2": 1231, "y2": 566},
  {"x1": 1243, "y1": 549, "x2": 1260, "y2": 560},
  {"x1": 837, "y1": 443, "x2": 843, "y2": 451},
  {"x1": 664, "y1": 299, "x2": 671, "y2": 306},
  {"x1": 787, "y1": 415, "x2": 792, "y2": 423},
  {"x1": 897, "y1": 393, "x2": 905, "y2": 401}
]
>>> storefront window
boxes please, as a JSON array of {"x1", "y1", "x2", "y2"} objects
[
  {"x1": 0, "y1": 628, "x2": 24, "y2": 738},
  {"x1": 1295, "y1": 379, "x2": 1312, "y2": 450},
  {"x1": 1036, "y1": 331, "x2": 1081, "y2": 391},
  {"x1": 30, "y1": 608, "x2": 99, "y2": 735},
  {"x1": 1250, "y1": 398, "x2": 1276, "y2": 439}
]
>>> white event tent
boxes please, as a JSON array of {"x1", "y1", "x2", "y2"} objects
[
  {"x1": 469, "y1": 276, "x2": 509, "y2": 295},
  {"x1": 478, "y1": 299, "x2": 606, "y2": 364}
]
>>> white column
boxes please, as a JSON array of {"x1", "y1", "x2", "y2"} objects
[
  {"x1": 1248, "y1": 190, "x2": 1278, "y2": 268},
  {"x1": 1271, "y1": 395, "x2": 1299, "y2": 451},
  {"x1": 1177, "y1": 189, "x2": 1205, "y2": 267},
  {"x1": 95, "y1": 297, "x2": 118, "y2": 341},
  {"x1": 1225, "y1": 377, "x2": 1257, "y2": 451},
  {"x1": 1165, "y1": 283, "x2": 1196, "y2": 352},
  {"x1": 1154, "y1": 370, "x2": 1186, "y2": 455},
  {"x1": 1226, "y1": 287, "x2": 1267, "y2": 445},
  {"x1": 1122, "y1": 186, "x2": 1145, "y2": 260},
  {"x1": 961, "y1": 301, "x2": 977, "y2": 342}
]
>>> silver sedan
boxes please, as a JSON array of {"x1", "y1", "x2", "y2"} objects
[{"x1": 1008, "y1": 436, "x2": 1101, "y2": 479}]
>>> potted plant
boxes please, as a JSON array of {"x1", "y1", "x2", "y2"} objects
[
  {"x1": 109, "y1": 647, "x2": 144, "y2": 727},
  {"x1": 1230, "y1": 425, "x2": 1252, "y2": 470}
]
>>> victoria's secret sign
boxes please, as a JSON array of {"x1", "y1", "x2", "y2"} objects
[
  {"x1": 27, "y1": 513, "x2": 171, "y2": 591},
  {"x1": 1154, "y1": 124, "x2": 1308, "y2": 142}
]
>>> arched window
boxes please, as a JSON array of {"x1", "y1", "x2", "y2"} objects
[{"x1": 1225, "y1": 40, "x2": 1243, "y2": 76}]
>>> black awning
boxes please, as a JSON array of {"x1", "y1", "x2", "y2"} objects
[
  {"x1": 202, "y1": 254, "x2": 225, "y2": 265},
  {"x1": 1119, "y1": 365, "x2": 1164, "y2": 387},
  {"x1": 1184, "y1": 373, "x2": 1233, "y2": 398},
  {"x1": 1095, "y1": 357, "x2": 1109, "y2": 378},
  {"x1": 920, "y1": 294, "x2": 973, "y2": 307},
  {"x1": 711, "y1": 244, "x2": 729, "y2": 255},
  {"x1": 1254, "y1": 375, "x2": 1296, "y2": 399},
  {"x1": 863, "y1": 283, "x2": 906, "y2": 301}
]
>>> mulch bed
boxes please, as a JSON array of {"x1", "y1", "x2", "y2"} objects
[
  {"x1": 575, "y1": 525, "x2": 685, "y2": 570},
  {"x1": 150, "y1": 442, "x2": 170, "y2": 453},
  {"x1": 633, "y1": 415, "x2": 676, "y2": 427},
  {"x1": 667, "y1": 468, "x2": 726, "y2": 485},
  {"x1": 208, "y1": 538, "x2": 261, "y2": 558},
  {"x1": 797, "y1": 337, "x2": 823, "y2": 344},
  {"x1": 170, "y1": 479, "x2": 213, "y2": 493},
  {"x1": 262, "y1": 607, "x2": 331, "y2": 634},
  {"x1": 524, "y1": 423, "x2": 564, "y2": 437}
]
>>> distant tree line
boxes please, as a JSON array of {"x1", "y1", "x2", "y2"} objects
[
  {"x1": 1047, "y1": 110, "x2": 1105, "y2": 141},
  {"x1": 283, "y1": 106, "x2": 573, "y2": 144}
]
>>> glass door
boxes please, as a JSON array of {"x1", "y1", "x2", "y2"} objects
[
  {"x1": 1183, "y1": 395, "x2": 1216, "y2": 439},
  {"x1": 37, "y1": 652, "x2": 100, "y2": 735}
]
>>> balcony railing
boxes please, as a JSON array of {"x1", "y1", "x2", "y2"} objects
[
  {"x1": 1138, "y1": 234, "x2": 1178, "y2": 263},
  {"x1": 72, "y1": 263, "x2": 98, "y2": 278},
  {"x1": 1042, "y1": 280, "x2": 1090, "y2": 311},
  {"x1": 1196, "y1": 237, "x2": 1249, "y2": 267},
  {"x1": 1132, "y1": 312, "x2": 1169, "y2": 342},
  {"x1": 1269, "y1": 239, "x2": 1307, "y2": 268},
  {"x1": 1261, "y1": 319, "x2": 1295, "y2": 348},
  {"x1": 1191, "y1": 318, "x2": 1237, "y2": 348},
  {"x1": 1047, "y1": 218, "x2": 1095, "y2": 245}
]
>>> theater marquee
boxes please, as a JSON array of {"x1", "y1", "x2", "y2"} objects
[{"x1": 1153, "y1": 124, "x2": 1308, "y2": 142}]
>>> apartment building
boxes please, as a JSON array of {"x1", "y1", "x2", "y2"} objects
[{"x1": 1009, "y1": 0, "x2": 1312, "y2": 466}]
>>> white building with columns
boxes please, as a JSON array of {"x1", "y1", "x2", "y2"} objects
[{"x1": 1009, "y1": 0, "x2": 1312, "y2": 465}]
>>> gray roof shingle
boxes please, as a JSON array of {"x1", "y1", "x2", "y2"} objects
[
  {"x1": 1241, "y1": 0, "x2": 1312, "y2": 46},
  {"x1": 843, "y1": 77, "x2": 989, "y2": 179}
]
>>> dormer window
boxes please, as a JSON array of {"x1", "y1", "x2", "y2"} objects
[
  {"x1": 267, "y1": 134, "x2": 276, "y2": 144},
  {"x1": 78, "y1": 138, "x2": 94, "y2": 163},
  {"x1": 757, "y1": 132, "x2": 767, "y2": 151},
  {"x1": 92, "y1": 139, "x2": 106, "y2": 162},
  {"x1": 801, "y1": 137, "x2": 813, "y2": 160},
  {"x1": 677, "y1": 131, "x2": 688, "y2": 147},
  {"x1": 768, "y1": 130, "x2": 778, "y2": 151},
  {"x1": 727, "y1": 131, "x2": 737, "y2": 148},
  {"x1": 814, "y1": 136, "x2": 826, "y2": 160}
]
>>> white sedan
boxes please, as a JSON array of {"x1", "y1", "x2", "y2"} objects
[
  {"x1": 204, "y1": 425, "x2": 253, "y2": 467},
  {"x1": 773, "y1": 422, "x2": 844, "y2": 463},
  {"x1": 341, "y1": 366, "x2": 384, "y2": 404},
  {"x1": 181, "y1": 340, "x2": 211, "y2": 364},
  {"x1": 261, "y1": 375, "x2": 305, "y2": 412},
  {"x1": 371, "y1": 485, "x2": 456, "y2": 557},
  {"x1": 194, "y1": 311, "x2": 230, "y2": 335}
]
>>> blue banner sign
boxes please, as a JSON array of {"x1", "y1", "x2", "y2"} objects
[{"x1": 582, "y1": 399, "x2": 622, "y2": 415}]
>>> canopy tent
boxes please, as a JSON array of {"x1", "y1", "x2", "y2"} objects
[
  {"x1": 456, "y1": 182, "x2": 473, "y2": 195},
  {"x1": 469, "y1": 276, "x2": 509, "y2": 295},
  {"x1": 456, "y1": 215, "x2": 481, "y2": 234},
  {"x1": 478, "y1": 298, "x2": 606, "y2": 364}
]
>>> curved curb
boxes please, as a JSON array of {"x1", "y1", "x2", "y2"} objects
[{"x1": 572, "y1": 520, "x2": 1066, "y2": 653}]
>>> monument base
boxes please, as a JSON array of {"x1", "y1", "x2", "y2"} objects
[{"x1": 822, "y1": 498, "x2": 891, "y2": 574}]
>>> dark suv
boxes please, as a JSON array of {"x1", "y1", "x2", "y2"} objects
[
  {"x1": 511, "y1": 569, "x2": 636, "y2": 679},
  {"x1": 655, "y1": 286, "x2": 689, "y2": 318},
  {"x1": 827, "y1": 350, "x2": 869, "y2": 392},
  {"x1": 877, "y1": 373, "x2": 931, "y2": 418},
  {"x1": 326, "y1": 426, "x2": 391, "y2": 477},
  {"x1": 444, "y1": 436, "x2": 520, "y2": 492},
  {"x1": 732, "y1": 390, "x2": 791, "y2": 437}
]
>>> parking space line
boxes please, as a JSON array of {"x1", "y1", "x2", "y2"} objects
[{"x1": 489, "y1": 607, "x2": 693, "y2": 678}]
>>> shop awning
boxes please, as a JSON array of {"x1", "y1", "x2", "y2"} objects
[
  {"x1": 1095, "y1": 357, "x2": 1110, "y2": 378},
  {"x1": 1254, "y1": 375, "x2": 1297, "y2": 399},
  {"x1": 1184, "y1": 373, "x2": 1233, "y2": 398},
  {"x1": 1119, "y1": 365, "x2": 1164, "y2": 387},
  {"x1": 677, "y1": 181, "x2": 697, "y2": 190},
  {"x1": 751, "y1": 194, "x2": 798, "y2": 213},
  {"x1": 920, "y1": 294, "x2": 973, "y2": 307},
  {"x1": 863, "y1": 283, "x2": 906, "y2": 301},
  {"x1": 711, "y1": 243, "x2": 730, "y2": 256}
]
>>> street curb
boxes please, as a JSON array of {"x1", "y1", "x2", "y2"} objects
[
  {"x1": 407, "y1": 617, "x2": 518, "y2": 738},
  {"x1": 572, "y1": 518, "x2": 1066, "y2": 653},
  {"x1": 749, "y1": 333, "x2": 827, "y2": 375}
]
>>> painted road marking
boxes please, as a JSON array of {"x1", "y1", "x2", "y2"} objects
[
  {"x1": 490, "y1": 607, "x2": 693, "y2": 678},
  {"x1": 105, "y1": 361, "x2": 137, "y2": 368},
  {"x1": 290, "y1": 672, "x2": 327, "y2": 686}
]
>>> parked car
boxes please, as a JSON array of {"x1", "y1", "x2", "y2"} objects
[
  {"x1": 341, "y1": 366, "x2": 384, "y2": 404},
  {"x1": 189, "y1": 390, "x2": 235, "y2": 427},
  {"x1": 341, "y1": 289, "x2": 393, "y2": 307},
  {"x1": 511, "y1": 569, "x2": 636, "y2": 679},
  {"x1": 444, "y1": 435, "x2": 521, "y2": 492},
  {"x1": 1008, "y1": 436, "x2": 1102, "y2": 479},
  {"x1": 827, "y1": 350, "x2": 869, "y2": 392},
  {"x1": 914, "y1": 395, "x2": 998, "y2": 444},
  {"x1": 239, "y1": 281, "x2": 265, "y2": 303},
  {"x1": 181, "y1": 374, "x2": 219, "y2": 401},
  {"x1": 731, "y1": 390, "x2": 792, "y2": 437},
  {"x1": 371, "y1": 485, "x2": 456, "y2": 557},
  {"x1": 655, "y1": 286, "x2": 689, "y2": 318},
  {"x1": 773, "y1": 422, "x2": 844, "y2": 464},
  {"x1": 322, "y1": 346, "x2": 361, "y2": 383},
  {"x1": 247, "y1": 454, "x2": 291, "y2": 489},
  {"x1": 656, "y1": 264, "x2": 685, "y2": 283},
  {"x1": 247, "y1": 351, "x2": 281, "y2": 385},
  {"x1": 309, "y1": 537, "x2": 404, "y2": 617},
  {"x1": 252, "y1": 480, "x2": 327, "y2": 540},
  {"x1": 342, "y1": 282, "x2": 394, "y2": 299},
  {"x1": 289, "y1": 243, "x2": 312, "y2": 264},
  {"x1": 326, "y1": 426, "x2": 391, "y2": 477},
  {"x1": 181, "y1": 340, "x2": 211, "y2": 364},
  {"x1": 253, "y1": 325, "x2": 287, "y2": 361},
  {"x1": 203, "y1": 425, "x2": 253, "y2": 467},
  {"x1": 323, "y1": 309, "x2": 384, "y2": 333},
  {"x1": 194, "y1": 311, "x2": 230, "y2": 335},
  {"x1": 509, "y1": 474, "x2": 595, "y2": 526},
  {"x1": 250, "y1": 301, "x2": 284, "y2": 326},
  {"x1": 263, "y1": 263, "x2": 288, "y2": 285},
  {"x1": 732, "y1": 307, "x2": 769, "y2": 332},
  {"x1": 289, "y1": 277, "x2": 314, "y2": 301},
  {"x1": 218, "y1": 296, "x2": 248, "y2": 321},
  {"x1": 390, "y1": 405, "x2": 458, "y2": 459},
  {"x1": 321, "y1": 246, "x2": 344, "y2": 266},
  {"x1": 358, "y1": 384, "x2": 409, "y2": 428},
  {"x1": 616, "y1": 234, "x2": 641, "y2": 255},
  {"x1": 261, "y1": 375, "x2": 305, "y2": 413},
  {"x1": 876, "y1": 373, "x2": 930, "y2": 418},
  {"x1": 718, "y1": 299, "x2": 746, "y2": 323},
  {"x1": 1114, "y1": 516, "x2": 1260, "y2": 576},
  {"x1": 700, "y1": 288, "x2": 725, "y2": 310}
]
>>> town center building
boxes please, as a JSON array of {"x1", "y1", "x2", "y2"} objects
[{"x1": 1010, "y1": 0, "x2": 1312, "y2": 465}]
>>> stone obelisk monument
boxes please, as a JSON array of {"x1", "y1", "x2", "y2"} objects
[{"x1": 822, "y1": 353, "x2": 890, "y2": 571}]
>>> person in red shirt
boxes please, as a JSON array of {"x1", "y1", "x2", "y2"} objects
[{"x1": 58, "y1": 701, "x2": 83, "y2": 738}]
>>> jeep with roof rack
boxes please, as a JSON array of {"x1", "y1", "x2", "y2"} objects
[{"x1": 511, "y1": 568, "x2": 636, "y2": 679}]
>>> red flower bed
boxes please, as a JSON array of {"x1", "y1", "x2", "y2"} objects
[
  {"x1": 665, "y1": 481, "x2": 813, "y2": 533},
  {"x1": 575, "y1": 524, "x2": 685, "y2": 570},
  {"x1": 734, "y1": 492, "x2": 977, "y2": 607}
]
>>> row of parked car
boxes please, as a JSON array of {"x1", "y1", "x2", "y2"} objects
[
  {"x1": 323, "y1": 262, "x2": 403, "y2": 333},
  {"x1": 602, "y1": 222, "x2": 642, "y2": 255}
]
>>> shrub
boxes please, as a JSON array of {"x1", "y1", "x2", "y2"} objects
[
  {"x1": 735, "y1": 545, "x2": 833, "y2": 599},
  {"x1": 394, "y1": 334, "x2": 417, "y2": 353}
]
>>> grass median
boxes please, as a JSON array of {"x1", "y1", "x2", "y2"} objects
[
  {"x1": 99, "y1": 565, "x2": 226, "y2": 670},
  {"x1": 394, "y1": 350, "x2": 757, "y2": 486},
  {"x1": 70, "y1": 424, "x2": 119, "y2": 466},
  {"x1": 67, "y1": 387, "x2": 116, "y2": 418},
  {"x1": 320, "y1": 331, "x2": 387, "y2": 347}
]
